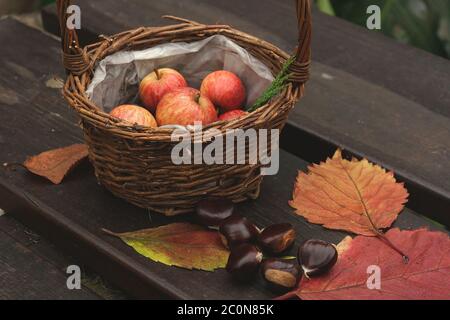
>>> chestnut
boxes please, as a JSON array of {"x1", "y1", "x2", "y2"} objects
[
  {"x1": 219, "y1": 214, "x2": 259, "y2": 248},
  {"x1": 261, "y1": 258, "x2": 301, "y2": 293},
  {"x1": 257, "y1": 223, "x2": 296, "y2": 255},
  {"x1": 226, "y1": 243, "x2": 263, "y2": 281},
  {"x1": 195, "y1": 197, "x2": 235, "y2": 227},
  {"x1": 297, "y1": 239, "x2": 338, "y2": 278}
]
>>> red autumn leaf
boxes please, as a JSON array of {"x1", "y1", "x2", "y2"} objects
[
  {"x1": 23, "y1": 144, "x2": 88, "y2": 184},
  {"x1": 291, "y1": 228, "x2": 450, "y2": 300},
  {"x1": 103, "y1": 223, "x2": 230, "y2": 271},
  {"x1": 289, "y1": 149, "x2": 408, "y2": 236}
]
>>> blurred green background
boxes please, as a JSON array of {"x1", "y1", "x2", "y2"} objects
[
  {"x1": 316, "y1": 0, "x2": 449, "y2": 59},
  {"x1": 1, "y1": 0, "x2": 448, "y2": 59}
]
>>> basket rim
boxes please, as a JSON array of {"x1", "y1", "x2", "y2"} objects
[{"x1": 62, "y1": 20, "x2": 302, "y2": 141}]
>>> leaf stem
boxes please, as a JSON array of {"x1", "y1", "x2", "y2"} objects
[
  {"x1": 273, "y1": 290, "x2": 298, "y2": 300},
  {"x1": 101, "y1": 228, "x2": 120, "y2": 237},
  {"x1": 338, "y1": 159, "x2": 409, "y2": 263},
  {"x1": 2, "y1": 162, "x2": 25, "y2": 170},
  {"x1": 374, "y1": 230, "x2": 409, "y2": 264}
]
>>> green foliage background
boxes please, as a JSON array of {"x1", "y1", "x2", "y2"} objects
[{"x1": 316, "y1": 0, "x2": 450, "y2": 59}]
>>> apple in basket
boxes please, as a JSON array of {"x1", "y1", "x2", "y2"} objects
[
  {"x1": 110, "y1": 104, "x2": 157, "y2": 128},
  {"x1": 219, "y1": 110, "x2": 249, "y2": 121},
  {"x1": 156, "y1": 87, "x2": 218, "y2": 126},
  {"x1": 139, "y1": 68, "x2": 187, "y2": 113},
  {"x1": 200, "y1": 70, "x2": 246, "y2": 111}
]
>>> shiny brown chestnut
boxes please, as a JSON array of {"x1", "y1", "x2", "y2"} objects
[
  {"x1": 219, "y1": 214, "x2": 259, "y2": 248},
  {"x1": 226, "y1": 244, "x2": 263, "y2": 281},
  {"x1": 297, "y1": 239, "x2": 338, "y2": 278},
  {"x1": 195, "y1": 197, "x2": 235, "y2": 227},
  {"x1": 257, "y1": 223, "x2": 296, "y2": 255},
  {"x1": 261, "y1": 258, "x2": 301, "y2": 293}
]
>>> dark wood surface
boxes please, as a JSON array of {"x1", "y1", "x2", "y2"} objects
[
  {"x1": 0, "y1": 18, "x2": 122, "y2": 300},
  {"x1": 0, "y1": 214, "x2": 100, "y2": 300},
  {"x1": 41, "y1": 0, "x2": 450, "y2": 226},
  {"x1": 42, "y1": 0, "x2": 450, "y2": 113},
  {"x1": 0, "y1": 18, "x2": 447, "y2": 299}
]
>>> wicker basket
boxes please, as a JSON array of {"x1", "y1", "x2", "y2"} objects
[{"x1": 56, "y1": 0, "x2": 311, "y2": 215}]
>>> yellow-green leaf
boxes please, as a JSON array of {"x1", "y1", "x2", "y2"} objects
[{"x1": 103, "y1": 223, "x2": 229, "y2": 271}]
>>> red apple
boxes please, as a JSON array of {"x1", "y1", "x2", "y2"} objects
[
  {"x1": 156, "y1": 87, "x2": 218, "y2": 126},
  {"x1": 110, "y1": 104, "x2": 157, "y2": 128},
  {"x1": 219, "y1": 110, "x2": 249, "y2": 121},
  {"x1": 139, "y1": 68, "x2": 187, "y2": 113},
  {"x1": 200, "y1": 70, "x2": 246, "y2": 111}
]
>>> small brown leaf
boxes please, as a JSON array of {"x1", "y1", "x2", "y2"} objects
[
  {"x1": 24, "y1": 144, "x2": 88, "y2": 184},
  {"x1": 290, "y1": 149, "x2": 408, "y2": 236},
  {"x1": 103, "y1": 223, "x2": 230, "y2": 271}
]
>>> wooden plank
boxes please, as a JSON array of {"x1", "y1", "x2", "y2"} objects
[
  {"x1": 0, "y1": 18, "x2": 446, "y2": 299},
  {"x1": 0, "y1": 18, "x2": 123, "y2": 300},
  {"x1": 285, "y1": 63, "x2": 450, "y2": 227},
  {"x1": 41, "y1": 0, "x2": 450, "y2": 226},
  {"x1": 0, "y1": 216, "x2": 99, "y2": 300},
  {"x1": 42, "y1": 0, "x2": 450, "y2": 115},
  {"x1": 0, "y1": 215, "x2": 126, "y2": 299}
]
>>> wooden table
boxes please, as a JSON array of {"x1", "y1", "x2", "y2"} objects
[
  {"x1": 0, "y1": 214, "x2": 103, "y2": 299},
  {"x1": 42, "y1": 0, "x2": 450, "y2": 227},
  {"x1": 0, "y1": 0, "x2": 449, "y2": 299}
]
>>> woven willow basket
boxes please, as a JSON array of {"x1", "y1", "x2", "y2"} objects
[{"x1": 56, "y1": 0, "x2": 311, "y2": 215}]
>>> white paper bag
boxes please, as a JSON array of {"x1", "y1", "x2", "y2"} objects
[{"x1": 86, "y1": 35, "x2": 274, "y2": 113}]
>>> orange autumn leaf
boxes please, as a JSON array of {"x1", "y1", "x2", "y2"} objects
[
  {"x1": 24, "y1": 144, "x2": 88, "y2": 184},
  {"x1": 291, "y1": 229, "x2": 450, "y2": 300},
  {"x1": 289, "y1": 149, "x2": 408, "y2": 236},
  {"x1": 103, "y1": 223, "x2": 230, "y2": 271}
]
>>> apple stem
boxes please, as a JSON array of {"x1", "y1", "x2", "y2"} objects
[
  {"x1": 154, "y1": 68, "x2": 161, "y2": 80},
  {"x1": 194, "y1": 93, "x2": 201, "y2": 103}
]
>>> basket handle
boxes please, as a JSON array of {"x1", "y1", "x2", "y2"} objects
[
  {"x1": 56, "y1": 0, "x2": 311, "y2": 81},
  {"x1": 289, "y1": 0, "x2": 312, "y2": 84},
  {"x1": 57, "y1": 0, "x2": 91, "y2": 75}
]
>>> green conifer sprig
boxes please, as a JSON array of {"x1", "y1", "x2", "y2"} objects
[{"x1": 246, "y1": 56, "x2": 296, "y2": 112}]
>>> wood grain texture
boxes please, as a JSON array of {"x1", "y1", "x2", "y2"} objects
[
  {"x1": 42, "y1": 0, "x2": 450, "y2": 114},
  {"x1": 0, "y1": 18, "x2": 447, "y2": 299},
  {"x1": 41, "y1": 0, "x2": 450, "y2": 226},
  {"x1": 289, "y1": 63, "x2": 450, "y2": 226},
  {"x1": 0, "y1": 214, "x2": 126, "y2": 300},
  {"x1": 0, "y1": 216, "x2": 99, "y2": 300}
]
